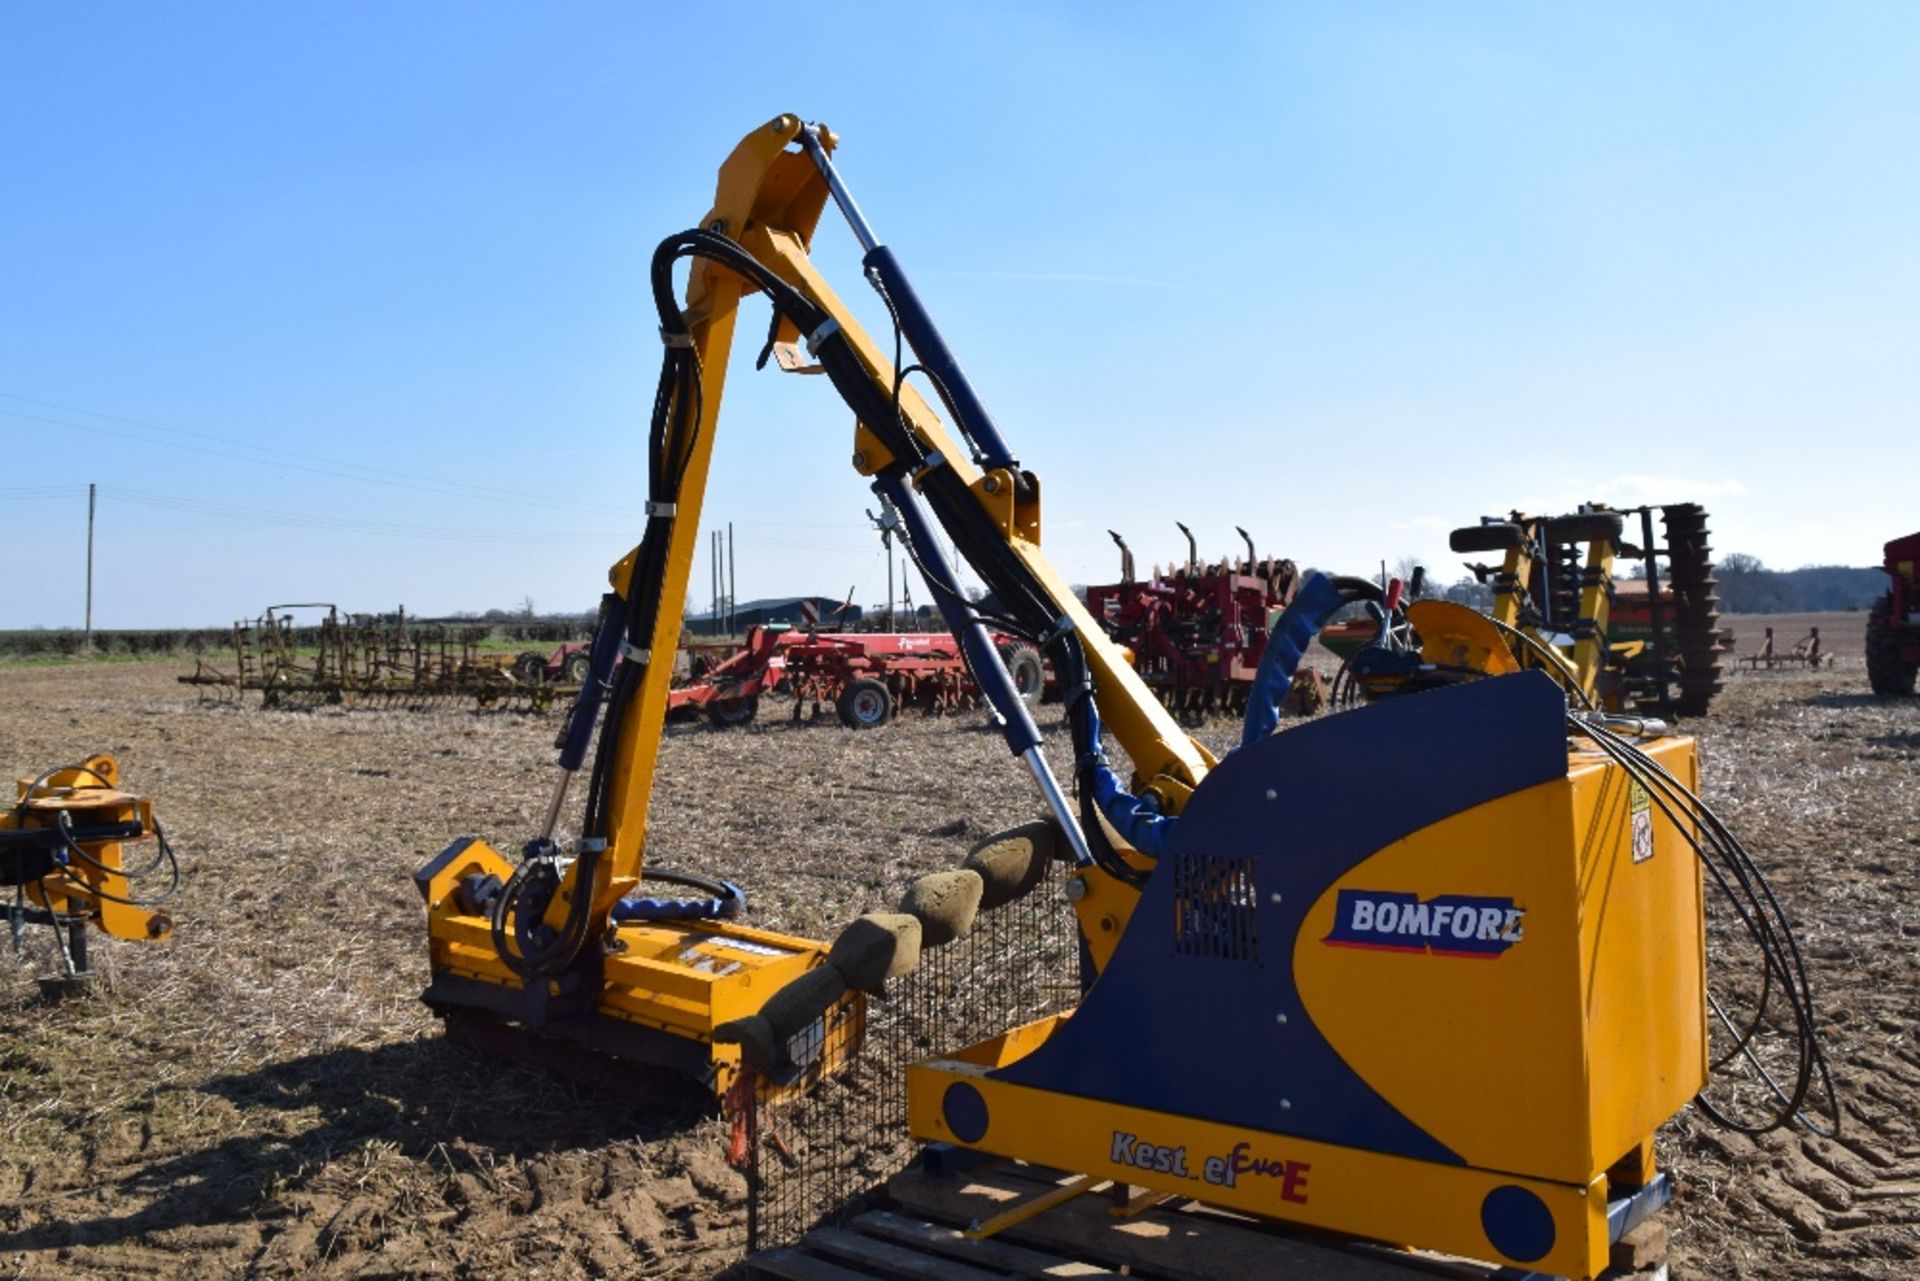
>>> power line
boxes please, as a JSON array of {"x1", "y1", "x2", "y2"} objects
[
  {"x1": 0, "y1": 484, "x2": 90, "y2": 500},
  {"x1": 103, "y1": 486, "x2": 627, "y2": 546},
  {"x1": 0, "y1": 394, "x2": 643, "y2": 517}
]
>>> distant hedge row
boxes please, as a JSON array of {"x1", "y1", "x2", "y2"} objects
[
  {"x1": 489, "y1": 620, "x2": 596, "y2": 644},
  {"x1": 0, "y1": 618, "x2": 598, "y2": 660},
  {"x1": 0, "y1": 629, "x2": 231, "y2": 657}
]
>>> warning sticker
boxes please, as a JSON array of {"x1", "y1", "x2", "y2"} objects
[{"x1": 1629, "y1": 780, "x2": 1655, "y2": 864}]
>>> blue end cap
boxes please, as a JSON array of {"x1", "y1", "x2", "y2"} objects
[
  {"x1": 1481, "y1": 1184, "x2": 1556, "y2": 1263},
  {"x1": 941, "y1": 1081, "x2": 989, "y2": 1144}
]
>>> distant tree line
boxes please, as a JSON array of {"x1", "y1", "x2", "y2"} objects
[
  {"x1": 1711, "y1": 555, "x2": 1885, "y2": 613},
  {"x1": 1428, "y1": 554, "x2": 1883, "y2": 616}
]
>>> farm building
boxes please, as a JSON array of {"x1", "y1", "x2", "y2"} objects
[{"x1": 685, "y1": 595, "x2": 862, "y2": 636}]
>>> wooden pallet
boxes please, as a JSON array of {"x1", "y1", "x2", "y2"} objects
[{"x1": 742, "y1": 1159, "x2": 1671, "y2": 1281}]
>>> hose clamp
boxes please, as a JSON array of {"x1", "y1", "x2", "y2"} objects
[
  {"x1": 621, "y1": 642, "x2": 651, "y2": 666},
  {"x1": 645, "y1": 501, "x2": 677, "y2": 518},
  {"x1": 659, "y1": 327, "x2": 694, "y2": 348},
  {"x1": 805, "y1": 318, "x2": 840, "y2": 355},
  {"x1": 910, "y1": 451, "x2": 946, "y2": 488},
  {"x1": 1038, "y1": 615, "x2": 1077, "y2": 648}
]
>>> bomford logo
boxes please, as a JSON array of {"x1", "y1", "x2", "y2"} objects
[{"x1": 1322, "y1": 889, "x2": 1524, "y2": 958}]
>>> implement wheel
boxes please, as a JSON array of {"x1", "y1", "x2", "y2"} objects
[
  {"x1": 707, "y1": 694, "x2": 760, "y2": 727},
  {"x1": 1449, "y1": 522, "x2": 1524, "y2": 554},
  {"x1": 563, "y1": 651, "x2": 591, "y2": 685},
  {"x1": 997, "y1": 641, "x2": 1045, "y2": 710},
  {"x1": 837, "y1": 678, "x2": 893, "y2": 729},
  {"x1": 1542, "y1": 512, "x2": 1625, "y2": 546},
  {"x1": 1867, "y1": 593, "x2": 1916, "y2": 697}
]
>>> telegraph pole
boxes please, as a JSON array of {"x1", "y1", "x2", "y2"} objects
[
  {"x1": 727, "y1": 521, "x2": 736, "y2": 636},
  {"x1": 85, "y1": 483, "x2": 96, "y2": 650},
  {"x1": 867, "y1": 501, "x2": 899, "y2": 630}
]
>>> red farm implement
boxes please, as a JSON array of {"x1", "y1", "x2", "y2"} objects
[
  {"x1": 1084, "y1": 524, "x2": 1322, "y2": 716},
  {"x1": 1868, "y1": 530, "x2": 1920, "y2": 697},
  {"x1": 665, "y1": 626, "x2": 788, "y2": 726},
  {"x1": 511, "y1": 643, "x2": 592, "y2": 687},
  {"x1": 783, "y1": 630, "x2": 1043, "y2": 727},
  {"x1": 665, "y1": 627, "x2": 1043, "y2": 728}
]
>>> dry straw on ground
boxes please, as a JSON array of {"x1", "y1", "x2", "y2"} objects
[{"x1": 0, "y1": 624, "x2": 1914, "y2": 1278}]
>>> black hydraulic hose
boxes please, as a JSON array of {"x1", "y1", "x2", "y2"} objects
[
  {"x1": 1613, "y1": 769, "x2": 1828, "y2": 1135},
  {"x1": 873, "y1": 469, "x2": 1042, "y2": 757},
  {"x1": 638, "y1": 867, "x2": 737, "y2": 898},
  {"x1": 13, "y1": 764, "x2": 180, "y2": 902},
  {"x1": 48, "y1": 811, "x2": 181, "y2": 907},
  {"x1": 489, "y1": 240, "x2": 713, "y2": 983},
  {"x1": 1599, "y1": 729, "x2": 1825, "y2": 1069},
  {"x1": 1567, "y1": 714, "x2": 1837, "y2": 1136},
  {"x1": 1486, "y1": 615, "x2": 1598, "y2": 709},
  {"x1": 640, "y1": 230, "x2": 1141, "y2": 888}
]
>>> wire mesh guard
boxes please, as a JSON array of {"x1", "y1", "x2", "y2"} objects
[{"x1": 740, "y1": 861, "x2": 1079, "y2": 1251}]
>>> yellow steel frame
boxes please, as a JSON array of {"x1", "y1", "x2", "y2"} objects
[
  {"x1": 1488, "y1": 511, "x2": 1623, "y2": 707},
  {"x1": 5, "y1": 754, "x2": 172, "y2": 944}
]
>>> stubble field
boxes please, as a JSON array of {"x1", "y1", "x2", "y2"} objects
[{"x1": 0, "y1": 612, "x2": 1914, "y2": 1280}]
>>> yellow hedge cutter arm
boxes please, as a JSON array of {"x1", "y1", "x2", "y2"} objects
[{"x1": 414, "y1": 114, "x2": 1220, "y2": 1097}]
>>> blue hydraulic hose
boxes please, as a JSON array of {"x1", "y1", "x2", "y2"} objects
[
  {"x1": 611, "y1": 881, "x2": 745, "y2": 923},
  {"x1": 1080, "y1": 700, "x2": 1177, "y2": 859},
  {"x1": 1075, "y1": 572, "x2": 1346, "y2": 863},
  {"x1": 555, "y1": 593, "x2": 629, "y2": 771},
  {"x1": 1241, "y1": 572, "x2": 1347, "y2": 750},
  {"x1": 1089, "y1": 758, "x2": 1175, "y2": 858}
]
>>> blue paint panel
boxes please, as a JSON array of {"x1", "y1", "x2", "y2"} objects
[
  {"x1": 943, "y1": 1082, "x2": 990, "y2": 1143},
  {"x1": 994, "y1": 672, "x2": 1570, "y2": 1165},
  {"x1": 1482, "y1": 1184, "x2": 1556, "y2": 1262}
]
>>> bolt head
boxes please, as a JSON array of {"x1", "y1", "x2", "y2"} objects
[
  {"x1": 1280, "y1": 1098, "x2": 1292, "y2": 1110},
  {"x1": 852, "y1": 451, "x2": 868, "y2": 469},
  {"x1": 1265, "y1": 788, "x2": 1277, "y2": 801},
  {"x1": 1275, "y1": 1012, "x2": 1288, "y2": 1025}
]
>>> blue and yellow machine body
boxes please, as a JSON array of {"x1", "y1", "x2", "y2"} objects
[{"x1": 907, "y1": 673, "x2": 1704, "y2": 1278}]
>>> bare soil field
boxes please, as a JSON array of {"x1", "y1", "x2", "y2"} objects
[{"x1": 0, "y1": 616, "x2": 1914, "y2": 1280}]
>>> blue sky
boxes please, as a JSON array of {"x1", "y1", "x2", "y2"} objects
[{"x1": 4, "y1": 3, "x2": 1915, "y2": 627}]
